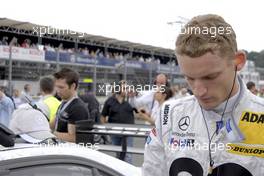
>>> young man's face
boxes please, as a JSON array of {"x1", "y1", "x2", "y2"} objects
[
  {"x1": 55, "y1": 79, "x2": 76, "y2": 101},
  {"x1": 177, "y1": 52, "x2": 236, "y2": 110}
]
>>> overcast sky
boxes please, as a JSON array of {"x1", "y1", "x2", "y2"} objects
[{"x1": 1, "y1": 0, "x2": 263, "y2": 52}]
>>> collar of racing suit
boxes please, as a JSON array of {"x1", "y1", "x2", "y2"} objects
[
  {"x1": 213, "y1": 77, "x2": 241, "y2": 115},
  {"x1": 203, "y1": 76, "x2": 245, "y2": 119},
  {"x1": 202, "y1": 76, "x2": 246, "y2": 142}
]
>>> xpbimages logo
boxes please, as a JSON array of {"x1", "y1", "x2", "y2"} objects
[
  {"x1": 97, "y1": 82, "x2": 166, "y2": 95},
  {"x1": 32, "y1": 26, "x2": 85, "y2": 37},
  {"x1": 179, "y1": 25, "x2": 232, "y2": 38}
]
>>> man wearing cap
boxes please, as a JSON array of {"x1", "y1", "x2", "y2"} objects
[{"x1": 9, "y1": 105, "x2": 55, "y2": 144}]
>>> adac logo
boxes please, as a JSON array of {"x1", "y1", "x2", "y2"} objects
[
  {"x1": 178, "y1": 116, "x2": 190, "y2": 131},
  {"x1": 241, "y1": 112, "x2": 264, "y2": 124},
  {"x1": 239, "y1": 111, "x2": 264, "y2": 144}
]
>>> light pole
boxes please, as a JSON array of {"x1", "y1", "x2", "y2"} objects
[
  {"x1": 167, "y1": 16, "x2": 189, "y2": 32},
  {"x1": 123, "y1": 54, "x2": 128, "y2": 82},
  {"x1": 166, "y1": 17, "x2": 189, "y2": 83},
  {"x1": 56, "y1": 43, "x2": 63, "y2": 72},
  {"x1": 167, "y1": 16, "x2": 189, "y2": 25},
  {"x1": 8, "y1": 37, "x2": 17, "y2": 95},
  {"x1": 93, "y1": 49, "x2": 100, "y2": 95},
  {"x1": 149, "y1": 52, "x2": 154, "y2": 86},
  {"x1": 93, "y1": 57, "x2": 97, "y2": 95}
]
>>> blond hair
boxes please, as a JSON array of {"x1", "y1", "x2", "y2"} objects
[{"x1": 175, "y1": 14, "x2": 237, "y2": 58}]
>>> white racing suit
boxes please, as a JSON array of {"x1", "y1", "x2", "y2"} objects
[{"x1": 143, "y1": 77, "x2": 264, "y2": 176}]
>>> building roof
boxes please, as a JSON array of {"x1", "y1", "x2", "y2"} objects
[{"x1": 0, "y1": 18, "x2": 175, "y2": 57}]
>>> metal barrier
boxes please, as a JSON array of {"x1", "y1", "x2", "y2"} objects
[{"x1": 76, "y1": 122, "x2": 153, "y2": 160}]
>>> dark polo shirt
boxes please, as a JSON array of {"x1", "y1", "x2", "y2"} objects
[{"x1": 101, "y1": 96, "x2": 134, "y2": 124}]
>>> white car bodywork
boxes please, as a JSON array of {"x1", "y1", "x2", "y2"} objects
[{"x1": 0, "y1": 143, "x2": 141, "y2": 176}]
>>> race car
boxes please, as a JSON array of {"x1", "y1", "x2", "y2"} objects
[{"x1": 0, "y1": 143, "x2": 141, "y2": 176}]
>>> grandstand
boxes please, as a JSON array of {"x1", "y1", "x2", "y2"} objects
[{"x1": 0, "y1": 18, "x2": 184, "y2": 95}]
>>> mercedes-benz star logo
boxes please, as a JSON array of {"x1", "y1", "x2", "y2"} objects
[{"x1": 178, "y1": 116, "x2": 190, "y2": 131}]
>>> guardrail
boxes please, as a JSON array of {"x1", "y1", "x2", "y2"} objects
[{"x1": 76, "y1": 122, "x2": 153, "y2": 159}]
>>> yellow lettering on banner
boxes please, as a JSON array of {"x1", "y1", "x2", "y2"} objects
[
  {"x1": 228, "y1": 144, "x2": 264, "y2": 158},
  {"x1": 239, "y1": 111, "x2": 264, "y2": 144}
]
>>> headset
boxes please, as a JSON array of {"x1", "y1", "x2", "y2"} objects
[{"x1": 200, "y1": 65, "x2": 238, "y2": 175}]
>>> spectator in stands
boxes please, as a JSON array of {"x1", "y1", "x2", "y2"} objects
[
  {"x1": 137, "y1": 86, "x2": 173, "y2": 125},
  {"x1": 53, "y1": 68, "x2": 90, "y2": 143},
  {"x1": 20, "y1": 84, "x2": 33, "y2": 104},
  {"x1": 9, "y1": 105, "x2": 56, "y2": 144},
  {"x1": 21, "y1": 39, "x2": 30, "y2": 48},
  {"x1": 100, "y1": 80, "x2": 134, "y2": 163},
  {"x1": 67, "y1": 48, "x2": 74, "y2": 53},
  {"x1": 118, "y1": 53, "x2": 124, "y2": 60},
  {"x1": 98, "y1": 52, "x2": 104, "y2": 58},
  {"x1": 44, "y1": 44, "x2": 56, "y2": 52},
  {"x1": 31, "y1": 43, "x2": 38, "y2": 49},
  {"x1": 1, "y1": 36, "x2": 8, "y2": 45},
  {"x1": 105, "y1": 52, "x2": 110, "y2": 59},
  {"x1": 82, "y1": 47, "x2": 89, "y2": 56},
  {"x1": 246, "y1": 81, "x2": 258, "y2": 95},
  {"x1": 0, "y1": 89, "x2": 14, "y2": 127},
  {"x1": 90, "y1": 50, "x2": 97, "y2": 58},
  {"x1": 37, "y1": 76, "x2": 61, "y2": 130},
  {"x1": 139, "y1": 56, "x2": 144, "y2": 62},
  {"x1": 146, "y1": 58, "x2": 151, "y2": 63}
]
